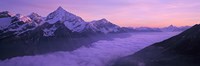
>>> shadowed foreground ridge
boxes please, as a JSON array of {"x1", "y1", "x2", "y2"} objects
[{"x1": 113, "y1": 24, "x2": 200, "y2": 66}]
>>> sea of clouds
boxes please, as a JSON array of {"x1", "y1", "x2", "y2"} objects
[{"x1": 0, "y1": 32, "x2": 179, "y2": 66}]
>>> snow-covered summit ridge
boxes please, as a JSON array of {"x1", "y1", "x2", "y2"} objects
[
  {"x1": 0, "y1": 11, "x2": 15, "y2": 18},
  {"x1": 45, "y1": 6, "x2": 86, "y2": 32},
  {"x1": 0, "y1": 7, "x2": 122, "y2": 34},
  {"x1": 28, "y1": 12, "x2": 41, "y2": 20},
  {"x1": 28, "y1": 12, "x2": 44, "y2": 25},
  {"x1": 0, "y1": 11, "x2": 32, "y2": 23},
  {"x1": 0, "y1": 11, "x2": 39, "y2": 37},
  {"x1": 15, "y1": 14, "x2": 32, "y2": 23},
  {"x1": 91, "y1": 18, "x2": 110, "y2": 24},
  {"x1": 46, "y1": 6, "x2": 84, "y2": 24},
  {"x1": 86, "y1": 18, "x2": 120, "y2": 33}
]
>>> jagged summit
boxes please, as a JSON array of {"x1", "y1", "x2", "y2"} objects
[
  {"x1": 92, "y1": 18, "x2": 111, "y2": 24},
  {"x1": 53, "y1": 6, "x2": 70, "y2": 15},
  {"x1": 98, "y1": 18, "x2": 110, "y2": 23},
  {"x1": 168, "y1": 24, "x2": 177, "y2": 28},
  {"x1": 28, "y1": 12, "x2": 41, "y2": 21},
  {"x1": 166, "y1": 25, "x2": 178, "y2": 29},
  {"x1": 46, "y1": 6, "x2": 83, "y2": 23},
  {"x1": 45, "y1": 6, "x2": 86, "y2": 32},
  {"x1": 86, "y1": 18, "x2": 120, "y2": 33},
  {"x1": 29, "y1": 12, "x2": 40, "y2": 17},
  {"x1": 99, "y1": 18, "x2": 108, "y2": 21},
  {"x1": 0, "y1": 11, "x2": 15, "y2": 18},
  {"x1": 56, "y1": 6, "x2": 66, "y2": 12},
  {"x1": 161, "y1": 24, "x2": 181, "y2": 32},
  {"x1": 28, "y1": 12, "x2": 44, "y2": 25},
  {"x1": 15, "y1": 14, "x2": 32, "y2": 23}
]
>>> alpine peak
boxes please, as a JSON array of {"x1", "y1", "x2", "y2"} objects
[
  {"x1": 45, "y1": 6, "x2": 86, "y2": 32},
  {"x1": 168, "y1": 24, "x2": 176, "y2": 27},
  {"x1": 0, "y1": 11, "x2": 15, "y2": 17},
  {"x1": 57, "y1": 6, "x2": 65, "y2": 11},
  {"x1": 29, "y1": 12, "x2": 40, "y2": 17},
  {"x1": 54, "y1": 6, "x2": 70, "y2": 15},
  {"x1": 99, "y1": 18, "x2": 109, "y2": 23}
]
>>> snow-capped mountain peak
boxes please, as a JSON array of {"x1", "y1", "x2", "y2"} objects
[
  {"x1": 45, "y1": 7, "x2": 86, "y2": 32},
  {"x1": 46, "y1": 6, "x2": 79, "y2": 23},
  {"x1": 56, "y1": 6, "x2": 66, "y2": 12},
  {"x1": 15, "y1": 14, "x2": 32, "y2": 23},
  {"x1": 51, "y1": 6, "x2": 71, "y2": 18},
  {"x1": 0, "y1": 12, "x2": 38, "y2": 38},
  {"x1": 90, "y1": 18, "x2": 112, "y2": 25},
  {"x1": 28, "y1": 12, "x2": 44, "y2": 25},
  {"x1": 29, "y1": 12, "x2": 41, "y2": 18},
  {"x1": 98, "y1": 18, "x2": 109, "y2": 23},
  {"x1": 0, "y1": 11, "x2": 15, "y2": 18},
  {"x1": 86, "y1": 18, "x2": 120, "y2": 33}
]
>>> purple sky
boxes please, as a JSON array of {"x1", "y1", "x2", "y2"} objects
[{"x1": 0, "y1": 0, "x2": 200, "y2": 27}]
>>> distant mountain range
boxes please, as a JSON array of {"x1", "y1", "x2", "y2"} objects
[
  {"x1": 113, "y1": 24, "x2": 200, "y2": 66},
  {"x1": 0, "y1": 7, "x2": 191, "y2": 60},
  {"x1": 161, "y1": 25, "x2": 191, "y2": 32},
  {"x1": 121, "y1": 25, "x2": 190, "y2": 32},
  {"x1": 0, "y1": 7, "x2": 190, "y2": 36},
  {"x1": 0, "y1": 7, "x2": 125, "y2": 60}
]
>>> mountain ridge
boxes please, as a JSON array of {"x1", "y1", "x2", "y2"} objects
[
  {"x1": 0, "y1": 6, "x2": 192, "y2": 60},
  {"x1": 112, "y1": 24, "x2": 200, "y2": 66},
  {"x1": 0, "y1": 7, "x2": 123, "y2": 60}
]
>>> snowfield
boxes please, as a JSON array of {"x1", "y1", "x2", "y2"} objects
[{"x1": 0, "y1": 32, "x2": 180, "y2": 66}]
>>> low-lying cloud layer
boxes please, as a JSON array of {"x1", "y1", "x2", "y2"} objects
[{"x1": 0, "y1": 32, "x2": 179, "y2": 66}]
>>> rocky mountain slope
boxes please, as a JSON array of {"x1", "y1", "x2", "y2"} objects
[
  {"x1": 0, "y1": 7, "x2": 192, "y2": 60},
  {"x1": 113, "y1": 24, "x2": 200, "y2": 66},
  {"x1": 0, "y1": 7, "x2": 123, "y2": 60}
]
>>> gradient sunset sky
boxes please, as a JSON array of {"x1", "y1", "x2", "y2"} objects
[{"x1": 0, "y1": 0, "x2": 200, "y2": 27}]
